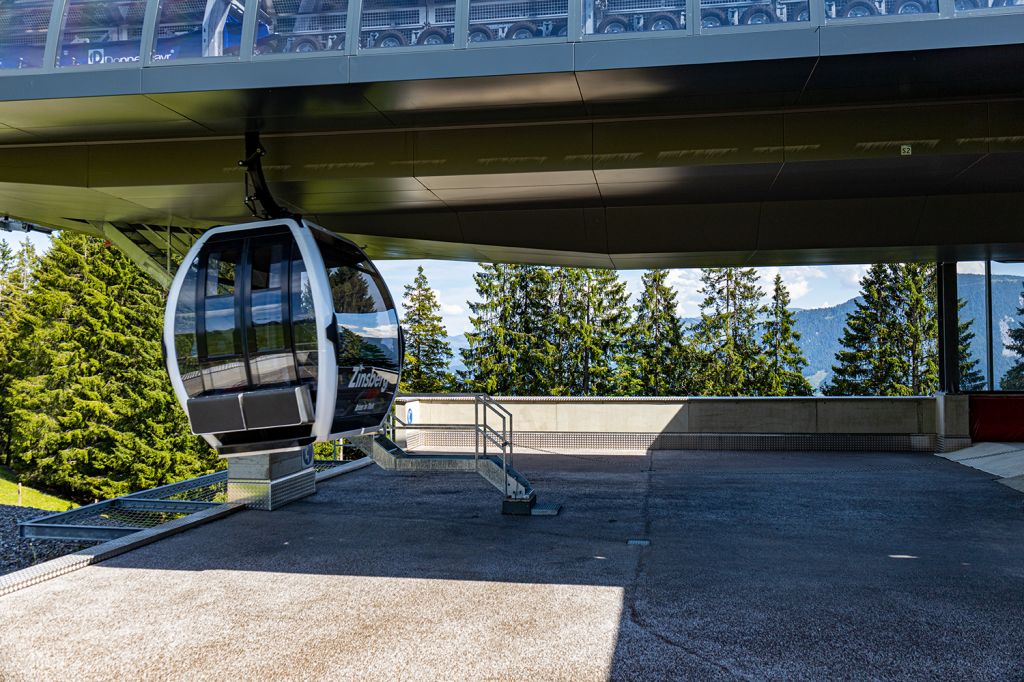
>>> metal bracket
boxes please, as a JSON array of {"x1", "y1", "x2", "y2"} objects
[{"x1": 239, "y1": 132, "x2": 297, "y2": 221}]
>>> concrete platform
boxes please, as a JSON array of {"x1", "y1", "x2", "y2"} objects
[
  {"x1": 1, "y1": 450, "x2": 1023, "y2": 680},
  {"x1": 939, "y1": 442, "x2": 1024, "y2": 493}
]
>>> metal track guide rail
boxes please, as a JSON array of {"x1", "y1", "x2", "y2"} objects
[{"x1": 18, "y1": 459, "x2": 362, "y2": 541}]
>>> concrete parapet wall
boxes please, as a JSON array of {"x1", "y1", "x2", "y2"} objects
[{"x1": 398, "y1": 395, "x2": 969, "y2": 439}]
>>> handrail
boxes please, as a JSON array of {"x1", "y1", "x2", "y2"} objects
[{"x1": 385, "y1": 392, "x2": 516, "y2": 498}]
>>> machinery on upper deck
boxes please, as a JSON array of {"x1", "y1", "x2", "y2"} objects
[{"x1": 164, "y1": 218, "x2": 402, "y2": 457}]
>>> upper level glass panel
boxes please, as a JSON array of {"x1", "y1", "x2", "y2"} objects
[
  {"x1": 360, "y1": 0, "x2": 454, "y2": 48},
  {"x1": 467, "y1": 0, "x2": 568, "y2": 41},
  {"x1": 825, "y1": 0, "x2": 936, "y2": 19},
  {"x1": 991, "y1": 262, "x2": 1024, "y2": 390},
  {"x1": 153, "y1": 0, "x2": 247, "y2": 60},
  {"x1": 58, "y1": 0, "x2": 148, "y2": 66},
  {"x1": 584, "y1": 0, "x2": 685, "y2": 34},
  {"x1": 956, "y1": 261, "x2": 989, "y2": 392},
  {"x1": 700, "y1": 0, "x2": 808, "y2": 28},
  {"x1": 257, "y1": 0, "x2": 347, "y2": 55},
  {"x1": 955, "y1": 0, "x2": 1023, "y2": 9},
  {"x1": 0, "y1": 0, "x2": 53, "y2": 69}
]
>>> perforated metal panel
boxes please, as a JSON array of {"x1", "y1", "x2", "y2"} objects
[{"x1": 416, "y1": 430, "x2": 949, "y2": 453}]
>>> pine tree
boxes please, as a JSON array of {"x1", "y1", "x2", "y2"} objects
[
  {"x1": 824, "y1": 263, "x2": 942, "y2": 396},
  {"x1": 0, "y1": 238, "x2": 37, "y2": 467},
  {"x1": 8, "y1": 233, "x2": 218, "y2": 501},
  {"x1": 958, "y1": 298, "x2": 985, "y2": 391},
  {"x1": 546, "y1": 268, "x2": 632, "y2": 396},
  {"x1": 461, "y1": 264, "x2": 555, "y2": 395},
  {"x1": 901, "y1": 263, "x2": 938, "y2": 396},
  {"x1": 825, "y1": 264, "x2": 905, "y2": 395},
  {"x1": 760, "y1": 274, "x2": 812, "y2": 396},
  {"x1": 627, "y1": 269, "x2": 685, "y2": 396},
  {"x1": 1000, "y1": 281, "x2": 1024, "y2": 390},
  {"x1": 400, "y1": 266, "x2": 453, "y2": 393},
  {"x1": 582, "y1": 269, "x2": 633, "y2": 396},
  {"x1": 691, "y1": 267, "x2": 767, "y2": 396}
]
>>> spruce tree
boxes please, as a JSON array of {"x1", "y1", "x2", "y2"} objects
[
  {"x1": 691, "y1": 267, "x2": 767, "y2": 396},
  {"x1": 901, "y1": 263, "x2": 938, "y2": 396},
  {"x1": 627, "y1": 269, "x2": 685, "y2": 396},
  {"x1": 461, "y1": 264, "x2": 555, "y2": 395},
  {"x1": 760, "y1": 274, "x2": 812, "y2": 396},
  {"x1": 9, "y1": 233, "x2": 218, "y2": 501},
  {"x1": 400, "y1": 266, "x2": 453, "y2": 393},
  {"x1": 1000, "y1": 281, "x2": 1024, "y2": 390},
  {"x1": 582, "y1": 269, "x2": 633, "y2": 396},
  {"x1": 824, "y1": 263, "x2": 941, "y2": 396},
  {"x1": 958, "y1": 298, "x2": 985, "y2": 391},
  {"x1": 547, "y1": 268, "x2": 632, "y2": 396},
  {"x1": 825, "y1": 264, "x2": 904, "y2": 395},
  {"x1": 0, "y1": 238, "x2": 37, "y2": 467}
]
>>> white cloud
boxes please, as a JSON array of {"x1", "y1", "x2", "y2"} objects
[
  {"x1": 665, "y1": 269, "x2": 704, "y2": 317},
  {"x1": 833, "y1": 264, "x2": 870, "y2": 287},
  {"x1": 431, "y1": 288, "x2": 464, "y2": 316},
  {"x1": 957, "y1": 261, "x2": 986, "y2": 275},
  {"x1": 757, "y1": 266, "x2": 827, "y2": 303}
]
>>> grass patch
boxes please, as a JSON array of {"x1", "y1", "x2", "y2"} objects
[{"x1": 0, "y1": 466, "x2": 76, "y2": 512}]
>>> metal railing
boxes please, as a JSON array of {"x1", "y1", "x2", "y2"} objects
[{"x1": 386, "y1": 392, "x2": 518, "y2": 497}]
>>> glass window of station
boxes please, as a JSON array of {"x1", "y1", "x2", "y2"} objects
[
  {"x1": 697, "y1": 0, "x2": 805, "y2": 28},
  {"x1": 359, "y1": 0, "x2": 454, "y2": 48},
  {"x1": 0, "y1": 0, "x2": 54, "y2": 69},
  {"x1": 256, "y1": 0, "x2": 348, "y2": 55},
  {"x1": 58, "y1": 0, "x2": 148, "y2": 66},
  {"x1": 152, "y1": 0, "x2": 249, "y2": 59},
  {"x1": 824, "y1": 0, "x2": 936, "y2": 19},
  {"x1": 583, "y1": 0, "x2": 685, "y2": 35},
  {"x1": 466, "y1": 0, "x2": 567, "y2": 41},
  {"x1": 956, "y1": 261, "x2": 1024, "y2": 392}
]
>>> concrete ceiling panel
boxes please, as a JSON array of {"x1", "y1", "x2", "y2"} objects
[
  {"x1": 413, "y1": 123, "x2": 593, "y2": 189},
  {"x1": 605, "y1": 203, "x2": 761, "y2": 254},
  {"x1": 757, "y1": 197, "x2": 926, "y2": 252},
  {"x1": 0, "y1": 146, "x2": 89, "y2": 186}
]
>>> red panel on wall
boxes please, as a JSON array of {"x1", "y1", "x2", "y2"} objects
[{"x1": 969, "y1": 395, "x2": 1024, "y2": 442}]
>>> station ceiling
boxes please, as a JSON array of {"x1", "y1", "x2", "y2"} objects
[{"x1": 1, "y1": 23, "x2": 1023, "y2": 269}]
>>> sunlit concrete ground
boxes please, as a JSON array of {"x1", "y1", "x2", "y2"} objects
[{"x1": 1, "y1": 450, "x2": 1023, "y2": 681}]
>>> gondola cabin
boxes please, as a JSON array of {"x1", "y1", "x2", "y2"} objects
[{"x1": 164, "y1": 219, "x2": 403, "y2": 456}]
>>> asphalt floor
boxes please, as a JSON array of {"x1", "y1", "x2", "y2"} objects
[{"x1": 1, "y1": 449, "x2": 1022, "y2": 681}]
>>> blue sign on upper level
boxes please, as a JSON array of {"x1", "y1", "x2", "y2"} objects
[{"x1": 0, "y1": 0, "x2": 1019, "y2": 73}]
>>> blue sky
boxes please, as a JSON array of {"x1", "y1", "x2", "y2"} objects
[{"x1": 3, "y1": 230, "x2": 877, "y2": 338}]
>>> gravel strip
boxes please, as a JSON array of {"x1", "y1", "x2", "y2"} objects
[{"x1": 0, "y1": 505, "x2": 96, "y2": 577}]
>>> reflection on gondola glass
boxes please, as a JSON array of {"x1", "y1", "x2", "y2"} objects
[
  {"x1": 201, "y1": 241, "x2": 247, "y2": 392},
  {"x1": 318, "y1": 235, "x2": 401, "y2": 434},
  {"x1": 58, "y1": 0, "x2": 149, "y2": 66},
  {"x1": 290, "y1": 250, "x2": 319, "y2": 385},
  {"x1": 153, "y1": 0, "x2": 248, "y2": 59},
  {"x1": 174, "y1": 257, "x2": 202, "y2": 396},
  {"x1": 0, "y1": 0, "x2": 54, "y2": 69},
  {"x1": 249, "y1": 238, "x2": 297, "y2": 386}
]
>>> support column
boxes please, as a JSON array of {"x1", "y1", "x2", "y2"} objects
[
  {"x1": 226, "y1": 445, "x2": 316, "y2": 510},
  {"x1": 937, "y1": 261, "x2": 960, "y2": 394}
]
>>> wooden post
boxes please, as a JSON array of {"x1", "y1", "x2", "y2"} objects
[{"x1": 17, "y1": 482, "x2": 22, "y2": 506}]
